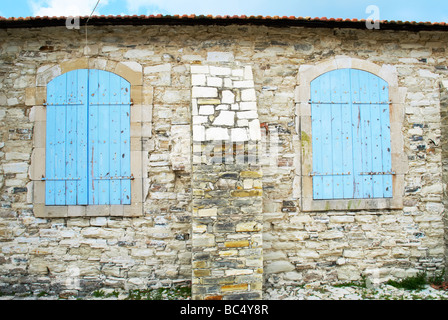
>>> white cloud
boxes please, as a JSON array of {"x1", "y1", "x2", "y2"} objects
[{"x1": 29, "y1": 0, "x2": 108, "y2": 17}]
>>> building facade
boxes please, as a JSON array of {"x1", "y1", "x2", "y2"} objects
[{"x1": 0, "y1": 15, "x2": 447, "y2": 299}]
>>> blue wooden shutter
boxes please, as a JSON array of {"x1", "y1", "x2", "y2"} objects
[
  {"x1": 46, "y1": 69, "x2": 131, "y2": 206},
  {"x1": 310, "y1": 69, "x2": 392, "y2": 200},
  {"x1": 88, "y1": 70, "x2": 131, "y2": 205},
  {"x1": 46, "y1": 69, "x2": 89, "y2": 205}
]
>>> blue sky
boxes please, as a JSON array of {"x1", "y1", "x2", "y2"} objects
[{"x1": 0, "y1": 0, "x2": 447, "y2": 23}]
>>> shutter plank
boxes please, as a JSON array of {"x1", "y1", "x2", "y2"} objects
[
  {"x1": 54, "y1": 74, "x2": 67, "y2": 205},
  {"x1": 65, "y1": 70, "x2": 78, "y2": 205},
  {"x1": 339, "y1": 69, "x2": 354, "y2": 199},
  {"x1": 109, "y1": 73, "x2": 122, "y2": 205},
  {"x1": 350, "y1": 69, "x2": 364, "y2": 198},
  {"x1": 369, "y1": 74, "x2": 385, "y2": 198},
  {"x1": 120, "y1": 76, "x2": 131, "y2": 205},
  {"x1": 359, "y1": 71, "x2": 374, "y2": 198},
  {"x1": 311, "y1": 76, "x2": 324, "y2": 199},
  {"x1": 97, "y1": 70, "x2": 111, "y2": 205},
  {"x1": 77, "y1": 69, "x2": 89, "y2": 205},
  {"x1": 330, "y1": 69, "x2": 344, "y2": 199},
  {"x1": 45, "y1": 77, "x2": 58, "y2": 205},
  {"x1": 88, "y1": 69, "x2": 100, "y2": 205},
  {"x1": 379, "y1": 79, "x2": 393, "y2": 197}
]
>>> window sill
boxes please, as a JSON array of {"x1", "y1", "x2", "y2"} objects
[
  {"x1": 301, "y1": 197, "x2": 403, "y2": 212},
  {"x1": 33, "y1": 202, "x2": 143, "y2": 217}
]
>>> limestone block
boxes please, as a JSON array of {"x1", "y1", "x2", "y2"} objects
[
  {"x1": 124, "y1": 49, "x2": 155, "y2": 60},
  {"x1": 249, "y1": 119, "x2": 261, "y2": 141},
  {"x1": 197, "y1": 208, "x2": 218, "y2": 217},
  {"x1": 229, "y1": 68, "x2": 242, "y2": 76},
  {"x1": 212, "y1": 111, "x2": 235, "y2": 126},
  {"x1": 36, "y1": 65, "x2": 61, "y2": 87},
  {"x1": 265, "y1": 261, "x2": 295, "y2": 274},
  {"x1": 192, "y1": 74, "x2": 206, "y2": 86},
  {"x1": 206, "y1": 128, "x2": 229, "y2": 141},
  {"x1": 244, "y1": 66, "x2": 254, "y2": 80},
  {"x1": 115, "y1": 61, "x2": 143, "y2": 86},
  {"x1": 193, "y1": 115, "x2": 208, "y2": 124},
  {"x1": 222, "y1": 90, "x2": 235, "y2": 104},
  {"x1": 193, "y1": 233, "x2": 215, "y2": 247},
  {"x1": 231, "y1": 128, "x2": 249, "y2": 142},
  {"x1": 199, "y1": 105, "x2": 215, "y2": 115},
  {"x1": 240, "y1": 102, "x2": 257, "y2": 110},
  {"x1": 60, "y1": 57, "x2": 88, "y2": 74},
  {"x1": 207, "y1": 76, "x2": 223, "y2": 87},
  {"x1": 209, "y1": 66, "x2": 231, "y2": 76},
  {"x1": 233, "y1": 80, "x2": 255, "y2": 88},
  {"x1": 236, "y1": 221, "x2": 262, "y2": 232},
  {"x1": 3, "y1": 162, "x2": 28, "y2": 174},
  {"x1": 144, "y1": 63, "x2": 171, "y2": 73},
  {"x1": 237, "y1": 111, "x2": 258, "y2": 119},
  {"x1": 192, "y1": 87, "x2": 218, "y2": 98},
  {"x1": 191, "y1": 65, "x2": 210, "y2": 74},
  {"x1": 193, "y1": 125, "x2": 206, "y2": 141},
  {"x1": 207, "y1": 52, "x2": 234, "y2": 62}
]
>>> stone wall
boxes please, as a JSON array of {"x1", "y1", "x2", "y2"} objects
[
  {"x1": 0, "y1": 23, "x2": 447, "y2": 298},
  {"x1": 441, "y1": 81, "x2": 448, "y2": 279},
  {"x1": 190, "y1": 63, "x2": 264, "y2": 299}
]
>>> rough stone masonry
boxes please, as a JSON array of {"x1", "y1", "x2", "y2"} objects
[
  {"x1": 190, "y1": 63, "x2": 263, "y2": 300},
  {"x1": 0, "y1": 16, "x2": 447, "y2": 299}
]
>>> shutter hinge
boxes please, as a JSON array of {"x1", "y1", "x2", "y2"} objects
[{"x1": 359, "y1": 171, "x2": 396, "y2": 175}]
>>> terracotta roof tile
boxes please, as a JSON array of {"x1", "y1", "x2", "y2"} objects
[{"x1": 0, "y1": 14, "x2": 446, "y2": 31}]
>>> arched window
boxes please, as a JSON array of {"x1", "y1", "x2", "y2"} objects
[
  {"x1": 310, "y1": 68, "x2": 392, "y2": 200},
  {"x1": 45, "y1": 69, "x2": 131, "y2": 205}
]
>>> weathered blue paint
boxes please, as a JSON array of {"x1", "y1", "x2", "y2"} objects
[
  {"x1": 310, "y1": 68, "x2": 392, "y2": 200},
  {"x1": 45, "y1": 69, "x2": 131, "y2": 205}
]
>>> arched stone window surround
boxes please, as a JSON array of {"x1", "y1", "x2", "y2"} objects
[
  {"x1": 28, "y1": 58, "x2": 146, "y2": 217},
  {"x1": 295, "y1": 56, "x2": 407, "y2": 211}
]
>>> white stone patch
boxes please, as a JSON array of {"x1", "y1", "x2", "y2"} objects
[
  {"x1": 206, "y1": 128, "x2": 229, "y2": 141},
  {"x1": 241, "y1": 89, "x2": 256, "y2": 101},
  {"x1": 231, "y1": 128, "x2": 249, "y2": 142},
  {"x1": 191, "y1": 74, "x2": 206, "y2": 86},
  {"x1": 193, "y1": 116, "x2": 208, "y2": 124},
  {"x1": 224, "y1": 78, "x2": 233, "y2": 88},
  {"x1": 232, "y1": 68, "x2": 244, "y2": 77},
  {"x1": 191, "y1": 65, "x2": 209, "y2": 74},
  {"x1": 192, "y1": 87, "x2": 218, "y2": 98},
  {"x1": 222, "y1": 90, "x2": 235, "y2": 104},
  {"x1": 212, "y1": 111, "x2": 235, "y2": 126},
  {"x1": 240, "y1": 102, "x2": 257, "y2": 110},
  {"x1": 249, "y1": 119, "x2": 261, "y2": 141},
  {"x1": 198, "y1": 105, "x2": 215, "y2": 115},
  {"x1": 192, "y1": 99, "x2": 198, "y2": 115},
  {"x1": 237, "y1": 119, "x2": 249, "y2": 127},
  {"x1": 233, "y1": 80, "x2": 255, "y2": 88},
  {"x1": 207, "y1": 76, "x2": 223, "y2": 87},
  {"x1": 209, "y1": 66, "x2": 231, "y2": 76},
  {"x1": 193, "y1": 125, "x2": 205, "y2": 141},
  {"x1": 244, "y1": 66, "x2": 253, "y2": 80},
  {"x1": 237, "y1": 111, "x2": 258, "y2": 119}
]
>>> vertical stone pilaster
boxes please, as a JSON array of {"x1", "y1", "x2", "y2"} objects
[{"x1": 190, "y1": 63, "x2": 264, "y2": 300}]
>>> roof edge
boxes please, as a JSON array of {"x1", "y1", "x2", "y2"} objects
[{"x1": 0, "y1": 14, "x2": 447, "y2": 31}]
